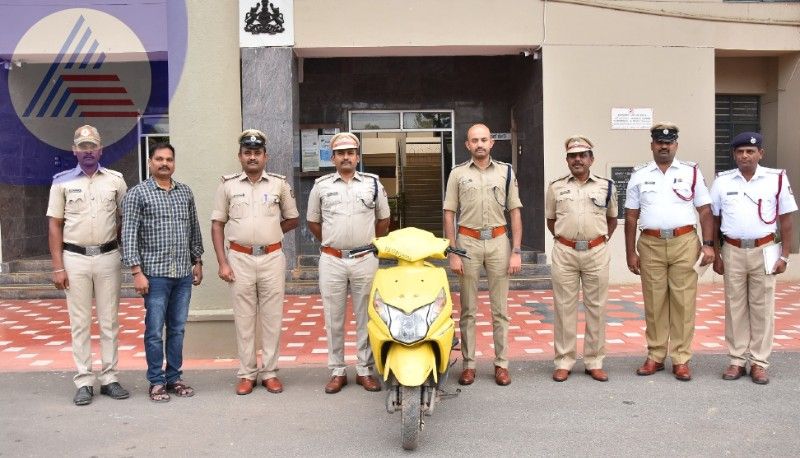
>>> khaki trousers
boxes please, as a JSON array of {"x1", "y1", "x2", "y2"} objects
[
  {"x1": 227, "y1": 249, "x2": 286, "y2": 380},
  {"x1": 457, "y1": 233, "x2": 511, "y2": 370},
  {"x1": 319, "y1": 253, "x2": 378, "y2": 377},
  {"x1": 637, "y1": 231, "x2": 699, "y2": 364},
  {"x1": 551, "y1": 242, "x2": 609, "y2": 371},
  {"x1": 721, "y1": 242, "x2": 776, "y2": 368},
  {"x1": 63, "y1": 249, "x2": 121, "y2": 387}
]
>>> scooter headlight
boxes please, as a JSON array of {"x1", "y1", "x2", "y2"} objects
[{"x1": 373, "y1": 289, "x2": 447, "y2": 344}]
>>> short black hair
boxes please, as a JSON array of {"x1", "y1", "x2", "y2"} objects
[{"x1": 149, "y1": 142, "x2": 175, "y2": 159}]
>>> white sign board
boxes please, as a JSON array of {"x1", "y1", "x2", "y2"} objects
[
  {"x1": 611, "y1": 108, "x2": 653, "y2": 130},
  {"x1": 240, "y1": 0, "x2": 294, "y2": 47}
]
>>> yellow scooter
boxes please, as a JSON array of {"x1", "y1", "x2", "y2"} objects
[{"x1": 349, "y1": 227, "x2": 467, "y2": 450}]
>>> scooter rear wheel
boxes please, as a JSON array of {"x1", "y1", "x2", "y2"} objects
[{"x1": 400, "y1": 385, "x2": 422, "y2": 450}]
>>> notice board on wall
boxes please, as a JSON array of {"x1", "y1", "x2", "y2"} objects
[
  {"x1": 300, "y1": 127, "x2": 340, "y2": 172},
  {"x1": 609, "y1": 165, "x2": 634, "y2": 219}
]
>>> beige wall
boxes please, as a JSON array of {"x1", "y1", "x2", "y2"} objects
[
  {"x1": 171, "y1": 0, "x2": 242, "y2": 311},
  {"x1": 542, "y1": 45, "x2": 716, "y2": 284}
]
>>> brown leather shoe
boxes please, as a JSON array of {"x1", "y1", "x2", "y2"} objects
[
  {"x1": 356, "y1": 375, "x2": 382, "y2": 392},
  {"x1": 552, "y1": 369, "x2": 571, "y2": 382},
  {"x1": 458, "y1": 369, "x2": 476, "y2": 386},
  {"x1": 636, "y1": 358, "x2": 665, "y2": 376},
  {"x1": 672, "y1": 363, "x2": 692, "y2": 381},
  {"x1": 324, "y1": 375, "x2": 348, "y2": 394},
  {"x1": 584, "y1": 368, "x2": 609, "y2": 382},
  {"x1": 750, "y1": 364, "x2": 769, "y2": 385},
  {"x1": 235, "y1": 378, "x2": 255, "y2": 395},
  {"x1": 494, "y1": 366, "x2": 511, "y2": 386},
  {"x1": 262, "y1": 377, "x2": 283, "y2": 393},
  {"x1": 722, "y1": 365, "x2": 746, "y2": 381}
]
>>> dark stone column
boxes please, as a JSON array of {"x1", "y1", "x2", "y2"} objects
[{"x1": 241, "y1": 47, "x2": 299, "y2": 269}]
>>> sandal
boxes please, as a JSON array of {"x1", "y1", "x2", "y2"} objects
[
  {"x1": 166, "y1": 379, "x2": 195, "y2": 397},
  {"x1": 149, "y1": 384, "x2": 170, "y2": 403}
]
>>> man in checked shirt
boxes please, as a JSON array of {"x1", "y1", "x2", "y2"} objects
[{"x1": 122, "y1": 142, "x2": 204, "y2": 403}]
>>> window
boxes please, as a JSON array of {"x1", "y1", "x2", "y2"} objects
[
  {"x1": 714, "y1": 95, "x2": 759, "y2": 174},
  {"x1": 137, "y1": 114, "x2": 169, "y2": 182}
]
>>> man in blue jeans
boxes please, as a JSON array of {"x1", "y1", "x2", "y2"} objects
[{"x1": 122, "y1": 142, "x2": 204, "y2": 402}]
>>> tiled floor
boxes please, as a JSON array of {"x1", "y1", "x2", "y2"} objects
[{"x1": 2, "y1": 283, "x2": 800, "y2": 372}]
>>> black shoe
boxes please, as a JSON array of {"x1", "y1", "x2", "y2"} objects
[
  {"x1": 73, "y1": 386, "x2": 94, "y2": 406},
  {"x1": 100, "y1": 382, "x2": 130, "y2": 400}
]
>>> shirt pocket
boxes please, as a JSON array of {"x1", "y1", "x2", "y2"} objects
[
  {"x1": 321, "y1": 191, "x2": 343, "y2": 216},
  {"x1": 639, "y1": 183, "x2": 659, "y2": 205},
  {"x1": 229, "y1": 197, "x2": 250, "y2": 220},
  {"x1": 589, "y1": 191, "x2": 609, "y2": 214},
  {"x1": 65, "y1": 192, "x2": 87, "y2": 214},
  {"x1": 555, "y1": 193, "x2": 574, "y2": 216},
  {"x1": 259, "y1": 193, "x2": 281, "y2": 217},
  {"x1": 173, "y1": 197, "x2": 191, "y2": 221},
  {"x1": 459, "y1": 179, "x2": 480, "y2": 204},
  {"x1": 356, "y1": 187, "x2": 376, "y2": 213},
  {"x1": 101, "y1": 190, "x2": 117, "y2": 212}
]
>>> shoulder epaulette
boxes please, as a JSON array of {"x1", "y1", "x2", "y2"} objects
[
  {"x1": 314, "y1": 173, "x2": 335, "y2": 184},
  {"x1": 716, "y1": 169, "x2": 737, "y2": 177},
  {"x1": 678, "y1": 159, "x2": 697, "y2": 167},
  {"x1": 453, "y1": 160, "x2": 469, "y2": 169},
  {"x1": 360, "y1": 172, "x2": 379, "y2": 179},
  {"x1": 52, "y1": 169, "x2": 72, "y2": 180},
  {"x1": 764, "y1": 168, "x2": 785, "y2": 175},
  {"x1": 220, "y1": 172, "x2": 240, "y2": 182},
  {"x1": 493, "y1": 160, "x2": 510, "y2": 166},
  {"x1": 596, "y1": 175, "x2": 614, "y2": 185},
  {"x1": 103, "y1": 168, "x2": 123, "y2": 178},
  {"x1": 266, "y1": 172, "x2": 286, "y2": 180},
  {"x1": 633, "y1": 161, "x2": 653, "y2": 171},
  {"x1": 549, "y1": 174, "x2": 570, "y2": 185}
]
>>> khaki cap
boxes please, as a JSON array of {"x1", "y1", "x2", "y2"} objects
[
  {"x1": 564, "y1": 135, "x2": 593, "y2": 153},
  {"x1": 330, "y1": 132, "x2": 360, "y2": 151},
  {"x1": 73, "y1": 125, "x2": 101, "y2": 146}
]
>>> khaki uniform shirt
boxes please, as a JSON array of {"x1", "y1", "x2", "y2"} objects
[
  {"x1": 46, "y1": 165, "x2": 127, "y2": 245},
  {"x1": 306, "y1": 171, "x2": 390, "y2": 249},
  {"x1": 211, "y1": 171, "x2": 299, "y2": 246},
  {"x1": 545, "y1": 173, "x2": 618, "y2": 240},
  {"x1": 443, "y1": 159, "x2": 523, "y2": 229}
]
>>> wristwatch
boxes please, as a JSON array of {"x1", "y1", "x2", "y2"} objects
[
  {"x1": 702, "y1": 240, "x2": 714, "y2": 247},
  {"x1": 512, "y1": 248, "x2": 522, "y2": 254}
]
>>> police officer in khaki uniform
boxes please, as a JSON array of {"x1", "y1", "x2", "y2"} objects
[
  {"x1": 624, "y1": 122, "x2": 715, "y2": 381},
  {"x1": 444, "y1": 123, "x2": 523, "y2": 387},
  {"x1": 47, "y1": 125, "x2": 130, "y2": 405},
  {"x1": 211, "y1": 129, "x2": 299, "y2": 395},
  {"x1": 545, "y1": 135, "x2": 618, "y2": 382},
  {"x1": 307, "y1": 132, "x2": 390, "y2": 394},
  {"x1": 711, "y1": 132, "x2": 797, "y2": 385}
]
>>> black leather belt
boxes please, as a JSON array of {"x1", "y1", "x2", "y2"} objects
[{"x1": 63, "y1": 240, "x2": 118, "y2": 256}]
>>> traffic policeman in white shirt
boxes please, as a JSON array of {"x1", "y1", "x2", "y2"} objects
[
  {"x1": 624, "y1": 122, "x2": 715, "y2": 381},
  {"x1": 710, "y1": 132, "x2": 797, "y2": 385}
]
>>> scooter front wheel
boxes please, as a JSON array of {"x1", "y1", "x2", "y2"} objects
[{"x1": 400, "y1": 385, "x2": 422, "y2": 450}]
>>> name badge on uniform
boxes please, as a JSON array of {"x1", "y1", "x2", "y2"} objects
[
  {"x1": 726, "y1": 191, "x2": 738, "y2": 195},
  {"x1": 559, "y1": 190, "x2": 571, "y2": 195},
  {"x1": 644, "y1": 181, "x2": 655, "y2": 185},
  {"x1": 232, "y1": 193, "x2": 245, "y2": 198},
  {"x1": 68, "y1": 188, "x2": 82, "y2": 193},
  {"x1": 325, "y1": 191, "x2": 338, "y2": 198},
  {"x1": 263, "y1": 193, "x2": 271, "y2": 204},
  {"x1": 673, "y1": 178, "x2": 683, "y2": 183}
]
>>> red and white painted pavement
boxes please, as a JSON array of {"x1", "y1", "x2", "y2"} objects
[{"x1": 1, "y1": 283, "x2": 799, "y2": 372}]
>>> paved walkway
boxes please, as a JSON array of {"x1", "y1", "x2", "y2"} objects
[{"x1": 1, "y1": 283, "x2": 799, "y2": 372}]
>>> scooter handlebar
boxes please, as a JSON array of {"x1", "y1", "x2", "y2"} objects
[
  {"x1": 347, "y1": 244, "x2": 378, "y2": 258},
  {"x1": 445, "y1": 246, "x2": 470, "y2": 259}
]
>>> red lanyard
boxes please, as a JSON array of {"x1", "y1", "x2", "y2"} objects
[
  {"x1": 672, "y1": 165, "x2": 697, "y2": 202},
  {"x1": 755, "y1": 171, "x2": 782, "y2": 224}
]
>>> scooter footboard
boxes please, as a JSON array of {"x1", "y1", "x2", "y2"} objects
[{"x1": 384, "y1": 343, "x2": 437, "y2": 387}]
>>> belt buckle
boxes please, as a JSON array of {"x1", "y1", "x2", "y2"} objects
[
  {"x1": 340, "y1": 249, "x2": 352, "y2": 258},
  {"x1": 479, "y1": 228, "x2": 493, "y2": 240},
  {"x1": 85, "y1": 245, "x2": 101, "y2": 256},
  {"x1": 659, "y1": 229, "x2": 674, "y2": 239},
  {"x1": 741, "y1": 239, "x2": 756, "y2": 249},
  {"x1": 252, "y1": 245, "x2": 265, "y2": 256},
  {"x1": 574, "y1": 240, "x2": 589, "y2": 251}
]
